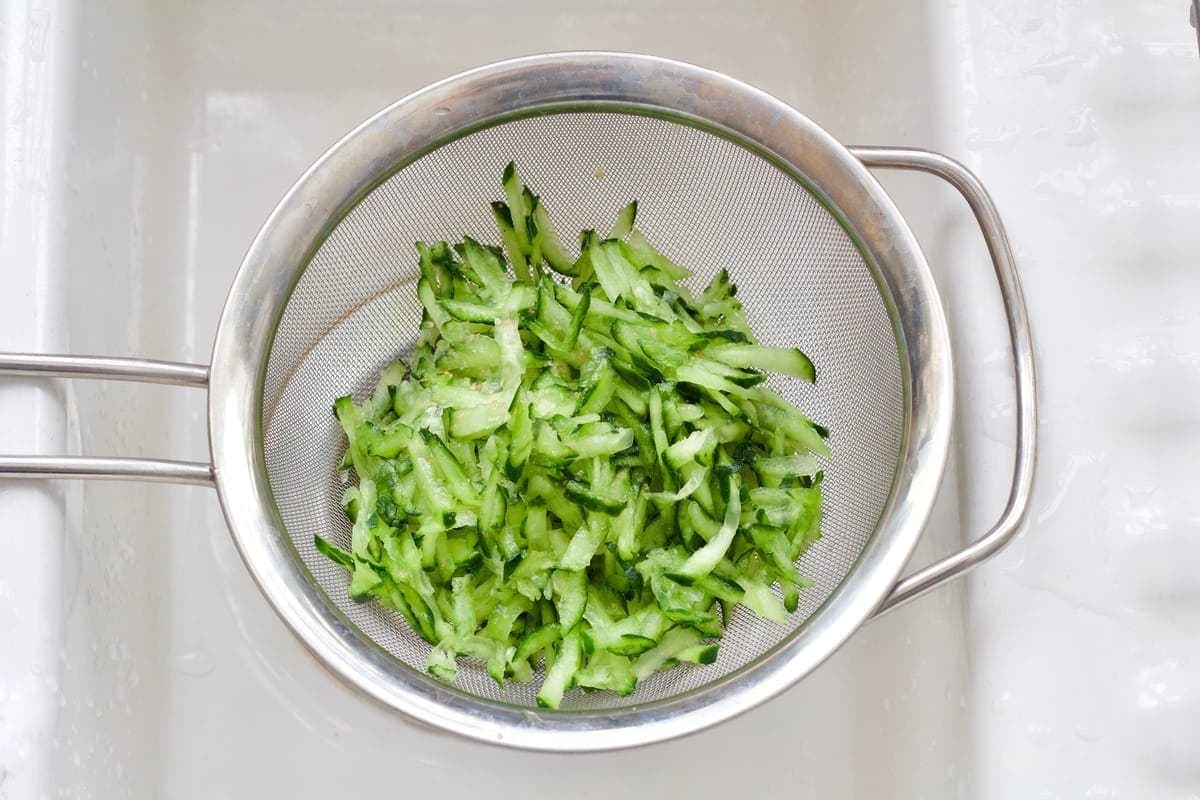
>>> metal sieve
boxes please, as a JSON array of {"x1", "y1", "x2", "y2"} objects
[{"x1": 0, "y1": 53, "x2": 1036, "y2": 751}]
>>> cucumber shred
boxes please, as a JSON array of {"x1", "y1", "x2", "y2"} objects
[{"x1": 318, "y1": 163, "x2": 826, "y2": 708}]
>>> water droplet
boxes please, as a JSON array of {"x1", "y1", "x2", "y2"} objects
[
  {"x1": 1023, "y1": 52, "x2": 1079, "y2": 84},
  {"x1": 1135, "y1": 660, "x2": 1181, "y2": 709},
  {"x1": 173, "y1": 650, "x2": 215, "y2": 677},
  {"x1": 1027, "y1": 722, "x2": 1055, "y2": 746},
  {"x1": 1064, "y1": 107, "x2": 1098, "y2": 147},
  {"x1": 966, "y1": 126, "x2": 1022, "y2": 151}
]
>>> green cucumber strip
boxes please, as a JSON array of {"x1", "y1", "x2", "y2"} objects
[
  {"x1": 456, "y1": 236, "x2": 508, "y2": 297},
  {"x1": 755, "y1": 402, "x2": 831, "y2": 457},
  {"x1": 567, "y1": 426, "x2": 634, "y2": 459},
  {"x1": 563, "y1": 482, "x2": 626, "y2": 515},
  {"x1": 416, "y1": 241, "x2": 444, "y2": 290},
  {"x1": 420, "y1": 430, "x2": 480, "y2": 507},
  {"x1": 587, "y1": 239, "x2": 631, "y2": 302},
  {"x1": 333, "y1": 395, "x2": 376, "y2": 480},
  {"x1": 664, "y1": 428, "x2": 717, "y2": 470},
  {"x1": 559, "y1": 515, "x2": 608, "y2": 570},
  {"x1": 705, "y1": 342, "x2": 816, "y2": 383},
  {"x1": 551, "y1": 568, "x2": 588, "y2": 631},
  {"x1": 753, "y1": 453, "x2": 820, "y2": 484},
  {"x1": 574, "y1": 649, "x2": 637, "y2": 696},
  {"x1": 747, "y1": 523, "x2": 804, "y2": 586},
  {"x1": 621, "y1": 230, "x2": 691, "y2": 280},
  {"x1": 608, "y1": 200, "x2": 638, "y2": 239},
  {"x1": 405, "y1": 435, "x2": 454, "y2": 518},
  {"x1": 614, "y1": 490, "x2": 648, "y2": 561},
  {"x1": 536, "y1": 630, "x2": 583, "y2": 709},
  {"x1": 483, "y1": 600, "x2": 527, "y2": 683},
  {"x1": 676, "y1": 644, "x2": 719, "y2": 665},
  {"x1": 532, "y1": 200, "x2": 578, "y2": 276},
  {"x1": 314, "y1": 535, "x2": 353, "y2": 569},
  {"x1": 417, "y1": 278, "x2": 450, "y2": 331},
  {"x1": 491, "y1": 201, "x2": 530, "y2": 282},
  {"x1": 585, "y1": 605, "x2": 668, "y2": 653},
  {"x1": 521, "y1": 189, "x2": 544, "y2": 275},
  {"x1": 673, "y1": 475, "x2": 740, "y2": 580},
  {"x1": 632, "y1": 626, "x2": 705, "y2": 682},
  {"x1": 739, "y1": 580, "x2": 788, "y2": 624},
  {"x1": 502, "y1": 162, "x2": 533, "y2": 255},
  {"x1": 427, "y1": 643, "x2": 459, "y2": 682},
  {"x1": 608, "y1": 634, "x2": 658, "y2": 656},
  {"x1": 561, "y1": 285, "x2": 591, "y2": 351},
  {"x1": 451, "y1": 576, "x2": 476, "y2": 638},
  {"x1": 514, "y1": 622, "x2": 560, "y2": 663},
  {"x1": 780, "y1": 579, "x2": 800, "y2": 614},
  {"x1": 362, "y1": 422, "x2": 412, "y2": 458},
  {"x1": 348, "y1": 560, "x2": 382, "y2": 601}
]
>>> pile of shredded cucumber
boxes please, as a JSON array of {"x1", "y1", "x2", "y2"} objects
[{"x1": 317, "y1": 164, "x2": 828, "y2": 708}]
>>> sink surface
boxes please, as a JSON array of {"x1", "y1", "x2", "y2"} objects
[{"x1": 2, "y1": 1, "x2": 1197, "y2": 798}]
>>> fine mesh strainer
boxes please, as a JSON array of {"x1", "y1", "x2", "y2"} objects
[{"x1": 0, "y1": 53, "x2": 1036, "y2": 751}]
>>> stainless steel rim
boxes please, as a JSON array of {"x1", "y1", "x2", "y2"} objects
[{"x1": 208, "y1": 52, "x2": 954, "y2": 750}]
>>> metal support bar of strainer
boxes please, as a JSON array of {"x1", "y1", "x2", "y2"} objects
[{"x1": 0, "y1": 53, "x2": 1036, "y2": 750}]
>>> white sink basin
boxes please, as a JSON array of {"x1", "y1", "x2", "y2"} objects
[{"x1": 2, "y1": 1, "x2": 1197, "y2": 798}]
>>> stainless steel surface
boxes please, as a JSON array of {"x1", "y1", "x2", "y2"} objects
[
  {"x1": 0, "y1": 353, "x2": 209, "y2": 387},
  {"x1": 1192, "y1": 0, "x2": 1199, "y2": 58},
  {"x1": 848, "y1": 148, "x2": 1038, "y2": 614},
  {"x1": 0, "y1": 353, "x2": 212, "y2": 484},
  {"x1": 0, "y1": 455, "x2": 214, "y2": 486},
  {"x1": 0, "y1": 52, "x2": 1039, "y2": 751},
  {"x1": 209, "y1": 52, "x2": 955, "y2": 750}
]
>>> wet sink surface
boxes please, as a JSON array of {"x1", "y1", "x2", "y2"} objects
[{"x1": 2, "y1": 1, "x2": 1197, "y2": 798}]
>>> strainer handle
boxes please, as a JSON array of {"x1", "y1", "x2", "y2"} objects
[
  {"x1": 0, "y1": 353, "x2": 215, "y2": 487},
  {"x1": 849, "y1": 147, "x2": 1038, "y2": 615}
]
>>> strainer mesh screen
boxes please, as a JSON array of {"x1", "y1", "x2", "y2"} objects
[{"x1": 262, "y1": 113, "x2": 903, "y2": 710}]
